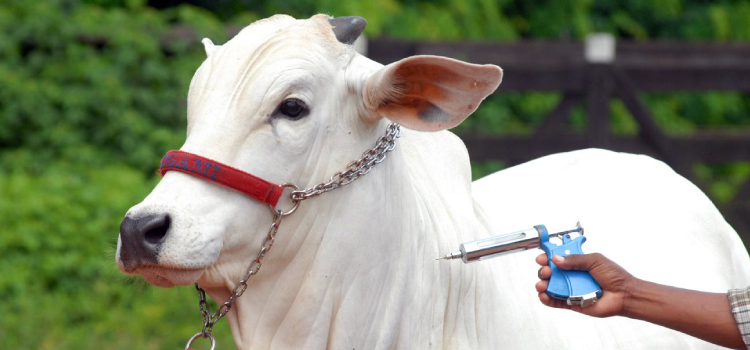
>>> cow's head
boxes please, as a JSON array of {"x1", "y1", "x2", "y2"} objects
[{"x1": 116, "y1": 14, "x2": 502, "y2": 287}]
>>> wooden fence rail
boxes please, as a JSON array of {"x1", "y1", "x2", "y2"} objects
[{"x1": 367, "y1": 37, "x2": 750, "y2": 250}]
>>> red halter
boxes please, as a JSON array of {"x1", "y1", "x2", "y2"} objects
[{"x1": 159, "y1": 150, "x2": 284, "y2": 207}]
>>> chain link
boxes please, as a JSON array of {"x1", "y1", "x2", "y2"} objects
[
  {"x1": 190, "y1": 123, "x2": 401, "y2": 341},
  {"x1": 194, "y1": 211, "x2": 283, "y2": 336},
  {"x1": 291, "y1": 123, "x2": 401, "y2": 201}
]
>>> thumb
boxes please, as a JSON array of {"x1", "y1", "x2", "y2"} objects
[{"x1": 552, "y1": 253, "x2": 606, "y2": 271}]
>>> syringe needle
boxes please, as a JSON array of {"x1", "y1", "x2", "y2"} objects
[{"x1": 437, "y1": 251, "x2": 463, "y2": 261}]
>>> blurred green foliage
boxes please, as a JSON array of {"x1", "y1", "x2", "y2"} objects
[
  {"x1": 1, "y1": 0, "x2": 749, "y2": 348},
  {"x1": 0, "y1": 158, "x2": 235, "y2": 349},
  {"x1": 0, "y1": 0, "x2": 220, "y2": 172}
]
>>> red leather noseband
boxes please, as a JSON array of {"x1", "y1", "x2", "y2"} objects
[{"x1": 159, "y1": 150, "x2": 284, "y2": 207}]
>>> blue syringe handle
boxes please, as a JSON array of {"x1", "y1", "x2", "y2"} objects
[{"x1": 537, "y1": 225, "x2": 603, "y2": 302}]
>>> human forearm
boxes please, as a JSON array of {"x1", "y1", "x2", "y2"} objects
[
  {"x1": 624, "y1": 279, "x2": 744, "y2": 349},
  {"x1": 536, "y1": 253, "x2": 748, "y2": 349}
]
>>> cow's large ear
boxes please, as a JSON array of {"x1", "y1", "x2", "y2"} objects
[{"x1": 362, "y1": 55, "x2": 502, "y2": 131}]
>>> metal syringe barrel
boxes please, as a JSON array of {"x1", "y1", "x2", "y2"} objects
[{"x1": 453, "y1": 226, "x2": 547, "y2": 263}]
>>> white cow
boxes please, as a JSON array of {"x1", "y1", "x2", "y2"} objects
[{"x1": 117, "y1": 14, "x2": 750, "y2": 349}]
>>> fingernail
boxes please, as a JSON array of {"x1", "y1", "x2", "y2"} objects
[{"x1": 552, "y1": 255, "x2": 565, "y2": 263}]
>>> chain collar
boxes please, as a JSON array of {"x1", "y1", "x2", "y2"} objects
[
  {"x1": 185, "y1": 123, "x2": 401, "y2": 349},
  {"x1": 292, "y1": 123, "x2": 402, "y2": 201}
]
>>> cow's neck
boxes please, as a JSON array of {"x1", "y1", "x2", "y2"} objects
[{"x1": 205, "y1": 123, "x2": 497, "y2": 349}]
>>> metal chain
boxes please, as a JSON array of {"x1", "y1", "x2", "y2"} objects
[
  {"x1": 189, "y1": 123, "x2": 401, "y2": 344},
  {"x1": 291, "y1": 123, "x2": 402, "y2": 201},
  {"x1": 194, "y1": 210, "x2": 283, "y2": 336}
]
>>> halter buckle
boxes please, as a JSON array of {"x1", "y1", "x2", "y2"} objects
[{"x1": 269, "y1": 183, "x2": 302, "y2": 216}]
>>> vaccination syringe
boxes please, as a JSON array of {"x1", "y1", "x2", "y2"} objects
[{"x1": 439, "y1": 222, "x2": 603, "y2": 307}]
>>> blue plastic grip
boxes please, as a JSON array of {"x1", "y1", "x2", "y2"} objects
[{"x1": 537, "y1": 225, "x2": 603, "y2": 301}]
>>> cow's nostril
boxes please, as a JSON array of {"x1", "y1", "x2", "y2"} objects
[
  {"x1": 119, "y1": 213, "x2": 170, "y2": 269},
  {"x1": 143, "y1": 215, "x2": 171, "y2": 244}
]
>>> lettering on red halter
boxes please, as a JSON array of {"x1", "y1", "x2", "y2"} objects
[
  {"x1": 162, "y1": 152, "x2": 222, "y2": 180},
  {"x1": 159, "y1": 150, "x2": 284, "y2": 207}
]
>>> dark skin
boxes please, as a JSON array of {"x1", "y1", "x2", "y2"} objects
[{"x1": 535, "y1": 253, "x2": 745, "y2": 349}]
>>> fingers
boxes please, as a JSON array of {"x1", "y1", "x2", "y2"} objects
[
  {"x1": 539, "y1": 291, "x2": 588, "y2": 313},
  {"x1": 537, "y1": 266, "x2": 551, "y2": 280},
  {"x1": 536, "y1": 252, "x2": 620, "y2": 315},
  {"x1": 538, "y1": 292, "x2": 570, "y2": 309},
  {"x1": 535, "y1": 253, "x2": 549, "y2": 266},
  {"x1": 535, "y1": 280, "x2": 548, "y2": 293},
  {"x1": 538, "y1": 291, "x2": 551, "y2": 305},
  {"x1": 552, "y1": 253, "x2": 607, "y2": 272}
]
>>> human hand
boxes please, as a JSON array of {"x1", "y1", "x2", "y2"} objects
[{"x1": 535, "y1": 253, "x2": 638, "y2": 317}]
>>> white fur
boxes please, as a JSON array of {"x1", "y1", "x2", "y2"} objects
[{"x1": 117, "y1": 15, "x2": 750, "y2": 349}]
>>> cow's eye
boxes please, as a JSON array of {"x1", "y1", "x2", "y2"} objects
[{"x1": 277, "y1": 98, "x2": 308, "y2": 120}]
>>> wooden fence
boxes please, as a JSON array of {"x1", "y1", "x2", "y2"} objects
[{"x1": 367, "y1": 37, "x2": 750, "y2": 249}]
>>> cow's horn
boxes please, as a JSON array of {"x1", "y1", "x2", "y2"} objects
[{"x1": 328, "y1": 16, "x2": 367, "y2": 45}]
